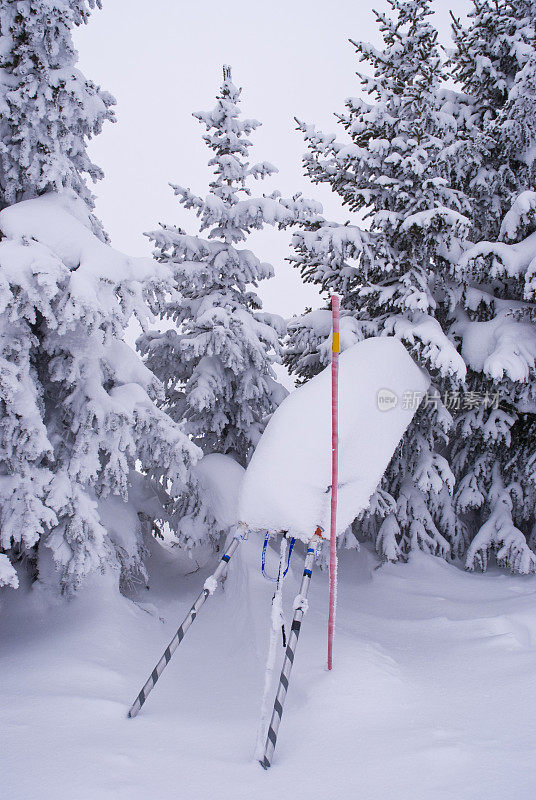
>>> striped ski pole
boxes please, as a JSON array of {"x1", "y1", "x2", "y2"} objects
[
  {"x1": 259, "y1": 528, "x2": 323, "y2": 769},
  {"x1": 128, "y1": 527, "x2": 246, "y2": 719}
]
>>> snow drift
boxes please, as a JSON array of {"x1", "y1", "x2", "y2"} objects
[{"x1": 239, "y1": 337, "x2": 429, "y2": 541}]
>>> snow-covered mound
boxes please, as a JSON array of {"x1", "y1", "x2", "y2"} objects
[
  {"x1": 194, "y1": 453, "x2": 244, "y2": 531},
  {"x1": 239, "y1": 337, "x2": 429, "y2": 541}
]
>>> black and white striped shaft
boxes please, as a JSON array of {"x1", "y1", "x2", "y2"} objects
[
  {"x1": 127, "y1": 534, "x2": 242, "y2": 719},
  {"x1": 259, "y1": 532, "x2": 322, "y2": 769}
]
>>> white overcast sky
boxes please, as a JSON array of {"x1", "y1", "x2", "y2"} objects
[{"x1": 74, "y1": 0, "x2": 470, "y2": 317}]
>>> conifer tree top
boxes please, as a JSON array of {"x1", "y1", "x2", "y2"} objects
[
  {"x1": 170, "y1": 67, "x2": 317, "y2": 247},
  {"x1": 192, "y1": 65, "x2": 276, "y2": 208},
  {"x1": 352, "y1": 0, "x2": 440, "y2": 101}
]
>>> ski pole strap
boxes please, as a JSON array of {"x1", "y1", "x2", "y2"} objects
[
  {"x1": 259, "y1": 530, "x2": 322, "y2": 769},
  {"x1": 261, "y1": 532, "x2": 296, "y2": 581},
  {"x1": 127, "y1": 534, "x2": 242, "y2": 719}
]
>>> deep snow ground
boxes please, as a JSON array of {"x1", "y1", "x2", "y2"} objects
[{"x1": 2, "y1": 537, "x2": 536, "y2": 800}]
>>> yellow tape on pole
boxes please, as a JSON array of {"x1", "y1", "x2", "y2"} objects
[{"x1": 332, "y1": 332, "x2": 340, "y2": 353}]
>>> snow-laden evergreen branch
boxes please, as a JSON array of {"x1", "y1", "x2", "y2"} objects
[{"x1": 0, "y1": 0, "x2": 116, "y2": 239}]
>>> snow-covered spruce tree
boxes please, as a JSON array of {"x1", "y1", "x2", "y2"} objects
[
  {"x1": 139, "y1": 67, "x2": 319, "y2": 471},
  {"x1": 449, "y1": 49, "x2": 536, "y2": 573},
  {"x1": 0, "y1": 2, "x2": 201, "y2": 592},
  {"x1": 286, "y1": 0, "x2": 471, "y2": 562},
  {"x1": 0, "y1": 193, "x2": 201, "y2": 592},
  {"x1": 449, "y1": 0, "x2": 536, "y2": 241},
  {"x1": 0, "y1": 0, "x2": 115, "y2": 238},
  {"x1": 433, "y1": 2, "x2": 536, "y2": 573}
]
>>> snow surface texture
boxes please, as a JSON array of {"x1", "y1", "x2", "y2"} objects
[
  {"x1": 193, "y1": 453, "x2": 244, "y2": 531},
  {"x1": 3, "y1": 540, "x2": 536, "y2": 800},
  {"x1": 240, "y1": 337, "x2": 429, "y2": 540},
  {"x1": 0, "y1": 192, "x2": 163, "y2": 290}
]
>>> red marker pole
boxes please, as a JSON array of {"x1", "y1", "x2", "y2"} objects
[{"x1": 328, "y1": 294, "x2": 340, "y2": 671}]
